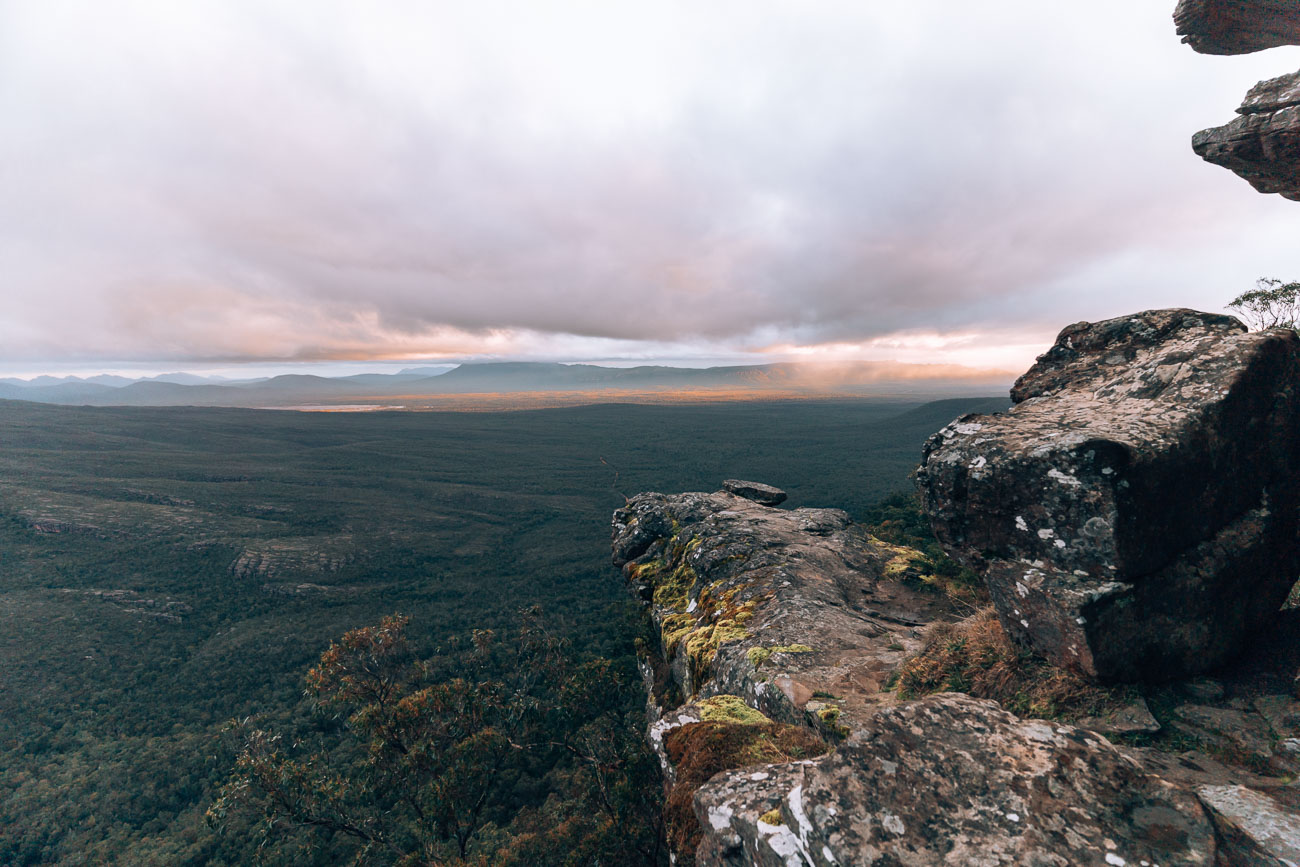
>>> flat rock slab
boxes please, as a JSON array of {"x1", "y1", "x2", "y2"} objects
[
  {"x1": 918, "y1": 309, "x2": 1300, "y2": 680},
  {"x1": 721, "y1": 480, "x2": 788, "y2": 506},
  {"x1": 1198, "y1": 785, "x2": 1300, "y2": 866},
  {"x1": 695, "y1": 694, "x2": 1217, "y2": 866}
]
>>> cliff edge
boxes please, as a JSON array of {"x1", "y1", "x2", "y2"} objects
[{"x1": 614, "y1": 310, "x2": 1300, "y2": 866}]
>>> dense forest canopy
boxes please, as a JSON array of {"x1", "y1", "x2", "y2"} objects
[{"x1": 0, "y1": 395, "x2": 1005, "y2": 864}]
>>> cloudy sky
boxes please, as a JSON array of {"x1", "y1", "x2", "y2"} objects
[{"x1": 3, "y1": 1, "x2": 1299, "y2": 378}]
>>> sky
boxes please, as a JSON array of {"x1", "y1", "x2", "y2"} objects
[{"x1": 3, "y1": 1, "x2": 1299, "y2": 379}]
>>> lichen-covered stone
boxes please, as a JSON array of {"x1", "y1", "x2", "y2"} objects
[
  {"x1": 1197, "y1": 785, "x2": 1300, "y2": 866},
  {"x1": 1194, "y1": 70, "x2": 1300, "y2": 202},
  {"x1": 918, "y1": 308, "x2": 1300, "y2": 680},
  {"x1": 1174, "y1": 0, "x2": 1300, "y2": 55},
  {"x1": 696, "y1": 694, "x2": 1217, "y2": 866},
  {"x1": 612, "y1": 488, "x2": 962, "y2": 730}
]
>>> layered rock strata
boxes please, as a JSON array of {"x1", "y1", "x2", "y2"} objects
[
  {"x1": 1193, "y1": 70, "x2": 1300, "y2": 201},
  {"x1": 1176, "y1": 0, "x2": 1300, "y2": 199},
  {"x1": 918, "y1": 309, "x2": 1300, "y2": 681},
  {"x1": 1174, "y1": 0, "x2": 1300, "y2": 54}
]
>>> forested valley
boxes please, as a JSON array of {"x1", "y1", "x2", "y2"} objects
[{"x1": 0, "y1": 396, "x2": 1006, "y2": 864}]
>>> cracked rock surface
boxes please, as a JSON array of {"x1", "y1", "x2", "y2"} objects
[
  {"x1": 917, "y1": 309, "x2": 1300, "y2": 681},
  {"x1": 696, "y1": 694, "x2": 1217, "y2": 867}
]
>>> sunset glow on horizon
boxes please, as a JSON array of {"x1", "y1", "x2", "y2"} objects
[{"x1": 4, "y1": 1, "x2": 1299, "y2": 378}]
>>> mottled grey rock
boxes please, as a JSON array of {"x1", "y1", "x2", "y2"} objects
[
  {"x1": 1194, "y1": 71, "x2": 1300, "y2": 202},
  {"x1": 612, "y1": 491, "x2": 961, "y2": 732},
  {"x1": 721, "y1": 480, "x2": 787, "y2": 506},
  {"x1": 918, "y1": 308, "x2": 1300, "y2": 681},
  {"x1": 1171, "y1": 704, "x2": 1281, "y2": 770},
  {"x1": 695, "y1": 694, "x2": 1216, "y2": 867},
  {"x1": 1174, "y1": 0, "x2": 1300, "y2": 55},
  {"x1": 1077, "y1": 695, "x2": 1161, "y2": 737},
  {"x1": 1198, "y1": 785, "x2": 1300, "y2": 866}
]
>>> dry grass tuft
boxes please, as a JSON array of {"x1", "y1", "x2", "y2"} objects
[
  {"x1": 662, "y1": 719, "x2": 827, "y2": 865},
  {"x1": 895, "y1": 608, "x2": 1131, "y2": 721}
]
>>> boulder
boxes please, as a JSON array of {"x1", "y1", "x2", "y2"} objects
[
  {"x1": 721, "y1": 479, "x2": 788, "y2": 506},
  {"x1": 1174, "y1": 0, "x2": 1300, "y2": 55},
  {"x1": 695, "y1": 694, "x2": 1217, "y2": 866},
  {"x1": 918, "y1": 308, "x2": 1300, "y2": 681},
  {"x1": 1193, "y1": 70, "x2": 1300, "y2": 202}
]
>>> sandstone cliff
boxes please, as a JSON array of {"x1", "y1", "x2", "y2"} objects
[
  {"x1": 614, "y1": 310, "x2": 1300, "y2": 866},
  {"x1": 1176, "y1": 0, "x2": 1300, "y2": 199}
]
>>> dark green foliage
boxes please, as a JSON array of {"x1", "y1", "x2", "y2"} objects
[
  {"x1": 0, "y1": 395, "x2": 1000, "y2": 863},
  {"x1": 1227, "y1": 277, "x2": 1300, "y2": 331},
  {"x1": 862, "y1": 490, "x2": 986, "y2": 602},
  {"x1": 208, "y1": 613, "x2": 664, "y2": 865}
]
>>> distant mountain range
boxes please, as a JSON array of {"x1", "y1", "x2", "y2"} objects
[{"x1": 0, "y1": 361, "x2": 1013, "y2": 409}]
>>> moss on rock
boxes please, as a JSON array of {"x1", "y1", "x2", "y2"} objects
[{"x1": 663, "y1": 719, "x2": 829, "y2": 866}]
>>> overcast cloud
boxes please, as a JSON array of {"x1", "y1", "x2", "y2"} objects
[{"x1": 3, "y1": 0, "x2": 1299, "y2": 374}]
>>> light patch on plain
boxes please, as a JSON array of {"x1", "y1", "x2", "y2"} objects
[
  {"x1": 1104, "y1": 855, "x2": 1126, "y2": 867},
  {"x1": 879, "y1": 813, "x2": 905, "y2": 836},
  {"x1": 1015, "y1": 515, "x2": 1029, "y2": 531},
  {"x1": 822, "y1": 845, "x2": 838, "y2": 864},
  {"x1": 1054, "y1": 539, "x2": 1066, "y2": 548},
  {"x1": 1005, "y1": 812, "x2": 1020, "y2": 822},
  {"x1": 954, "y1": 423, "x2": 983, "y2": 435},
  {"x1": 1037, "y1": 528, "x2": 1055, "y2": 540},
  {"x1": 750, "y1": 771, "x2": 769, "y2": 781},
  {"x1": 707, "y1": 804, "x2": 734, "y2": 831},
  {"x1": 686, "y1": 598, "x2": 697, "y2": 614},
  {"x1": 969, "y1": 456, "x2": 987, "y2": 470},
  {"x1": 1020, "y1": 619, "x2": 1029, "y2": 627},
  {"x1": 1015, "y1": 582, "x2": 1029, "y2": 598}
]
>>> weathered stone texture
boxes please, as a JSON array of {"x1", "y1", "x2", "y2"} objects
[
  {"x1": 612, "y1": 487, "x2": 960, "y2": 734},
  {"x1": 1194, "y1": 70, "x2": 1300, "y2": 202},
  {"x1": 721, "y1": 479, "x2": 788, "y2": 506},
  {"x1": 918, "y1": 308, "x2": 1300, "y2": 680},
  {"x1": 1198, "y1": 785, "x2": 1300, "y2": 866},
  {"x1": 696, "y1": 694, "x2": 1217, "y2": 867},
  {"x1": 1175, "y1": 0, "x2": 1300, "y2": 55}
]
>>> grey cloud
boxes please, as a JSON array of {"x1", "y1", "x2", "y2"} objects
[{"x1": 3, "y1": 1, "x2": 1300, "y2": 365}]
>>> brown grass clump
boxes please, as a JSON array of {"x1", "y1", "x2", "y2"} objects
[
  {"x1": 894, "y1": 608, "x2": 1131, "y2": 721},
  {"x1": 662, "y1": 720, "x2": 828, "y2": 865}
]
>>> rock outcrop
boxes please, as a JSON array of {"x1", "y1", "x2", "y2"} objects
[
  {"x1": 1176, "y1": 0, "x2": 1300, "y2": 199},
  {"x1": 697, "y1": 694, "x2": 1217, "y2": 867},
  {"x1": 1174, "y1": 0, "x2": 1300, "y2": 54},
  {"x1": 1193, "y1": 70, "x2": 1300, "y2": 201},
  {"x1": 612, "y1": 488, "x2": 961, "y2": 736},
  {"x1": 611, "y1": 478, "x2": 1294, "y2": 865},
  {"x1": 918, "y1": 309, "x2": 1300, "y2": 681}
]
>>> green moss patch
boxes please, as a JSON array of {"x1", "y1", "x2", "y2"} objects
[
  {"x1": 696, "y1": 694, "x2": 769, "y2": 726},
  {"x1": 746, "y1": 644, "x2": 814, "y2": 669}
]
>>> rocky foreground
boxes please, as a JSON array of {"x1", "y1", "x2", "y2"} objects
[{"x1": 614, "y1": 309, "x2": 1300, "y2": 866}]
